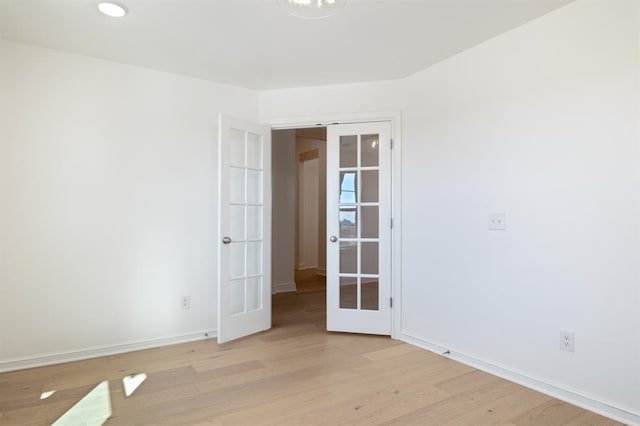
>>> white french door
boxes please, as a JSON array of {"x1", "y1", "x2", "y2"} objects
[
  {"x1": 217, "y1": 114, "x2": 271, "y2": 344},
  {"x1": 326, "y1": 122, "x2": 392, "y2": 335}
]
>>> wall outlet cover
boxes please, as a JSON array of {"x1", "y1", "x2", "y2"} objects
[
  {"x1": 181, "y1": 296, "x2": 191, "y2": 310},
  {"x1": 489, "y1": 212, "x2": 506, "y2": 230},
  {"x1": 560, "y1": 330, "x2": 575, "y2": 352}
]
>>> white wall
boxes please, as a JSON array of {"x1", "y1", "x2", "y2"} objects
[
  {"x1": 0, "y1": 52, "x2": 7, "y2": 316},
  {"x1": 271, "y1": 129, "x2": 296, "y2": 292},
  {"x1": 399, "y1": 0, "x2": 640, "y2": 417},
  {"x1": 0, "y1": 39, "x2": 258, "y2": 368},
  {"x1": 260, "y1": 0, "x2": 640, "y2": 420},
  {"x1": 261, "y1": 79, "x2": 400, "y2": 120}
]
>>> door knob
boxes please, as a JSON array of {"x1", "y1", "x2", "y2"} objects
[
  {"x1": 222, "y1": 236, "x2": 232, "y2": 244},
  {"x1": 329, "y1": 235, "x2": 338, "y2": 243}
]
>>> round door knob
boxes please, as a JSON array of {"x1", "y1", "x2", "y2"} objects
[
  {"x1": 329, "y1": 235, "x2": 338, "y2": 243},
  {"x1": 222, "y1": 236, "x2": 232, "y2": 244}
]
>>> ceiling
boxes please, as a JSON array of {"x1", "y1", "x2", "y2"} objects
[{"x1": 0, "y1": 0, "x2": 574, "y2": 90}]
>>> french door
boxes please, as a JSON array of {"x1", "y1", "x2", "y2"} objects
[
  {"x1": 217, "y1": 114, "x2": 271, "y2": 343},
  {"x1": 326, "y1": 122, "x2": 392, "y2": 335}
]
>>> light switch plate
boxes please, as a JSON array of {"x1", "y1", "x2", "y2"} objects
[{"x1": 489, "y1": 213, "x2": 506, "y2": 230}]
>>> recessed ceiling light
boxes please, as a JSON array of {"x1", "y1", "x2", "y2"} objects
[{"x1": 98, "y1": 2, "x2": 128, "y2": 18}]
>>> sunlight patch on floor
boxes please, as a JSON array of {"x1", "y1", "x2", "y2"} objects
[
  {"x1": 52, "y1": 381, "x2": 112, "y2": 426},
  {"x1": 122, "y1": 373, "x2": 147, "y2": 397},
  {"x1": 40, "y1": 390, "x2": 55, "y2": 400}
]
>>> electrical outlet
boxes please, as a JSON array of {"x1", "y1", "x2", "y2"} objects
[
  {"x1": 181, "y1": 296, "x2": 190, "y2": 310},
  {"x1": 488, "y1": 213, "x2": 506, "y2": 230},
  {"x1": 560, "y1": 330, "x2": 575, "y2": 352}
]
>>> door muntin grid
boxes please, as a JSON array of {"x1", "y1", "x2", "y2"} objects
[
  {"x1": 229, "y1": 128, "x2": 264, "y2": 315},
  {"x1": 338, "y1": 134, "x2": 380, "y2": 311}
]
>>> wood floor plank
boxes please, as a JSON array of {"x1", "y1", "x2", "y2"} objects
[
  {"x1": 434, "y1": 369, "x2": 502, "y2": 394},
  {"x1": 361, "y1": 343, "x2": 422, "y2": 361},
  {"x1": 511, "y1": 399, "x2": 591, "y2": 425},
  {"x1": 0, "y1": 272, "x2": 623, "y2": 425},
  {"x1": 440, "y1": 388, "x2": 553, "y2": 426},
  {"x1": 379, "y1": 378, "x2": 524, "y2": 425},
  {"x1": 564, "y1": 410, "x2": 623, "y2": 426},
  {"x1": 271, "y1": 370, "x2": 452, "y2": 425}
]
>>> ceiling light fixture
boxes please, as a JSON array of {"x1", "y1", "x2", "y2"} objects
[
  {"x1": 277, "y1": 0, "x2": 346, "y2": 19},
  {"x1": 98, "y1": 2, "x2": 128, "y2": 18}
]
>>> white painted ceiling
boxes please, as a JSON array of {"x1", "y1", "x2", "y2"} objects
[{"x1": 0, "y1": 0, "x2": 574, "y2": 90}]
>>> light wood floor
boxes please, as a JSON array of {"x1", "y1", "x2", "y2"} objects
[{"x1": 0, "y1": 273, "x2": 621, "y2": 425}]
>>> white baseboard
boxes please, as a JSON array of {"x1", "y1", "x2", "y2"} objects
[
  {"x1": 400, "y1": 332, "x2": 640, "y2": 426},
  {"x1": 272, "y1": 281, "x2": 297, "y2": 294},
  {"x1": 0, "y1": 330, "x2": 217, "y2": 373}
]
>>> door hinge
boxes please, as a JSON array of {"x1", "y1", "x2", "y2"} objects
[
  {"x1": 390, "y1": 138, "x2": 393, "y2": 149},
  {"x1": 390, "y1": 297, "x2": 393, "y2": 308},
  {"x1": 390, "y1": 218, "x2": 394, "y2": 229}
]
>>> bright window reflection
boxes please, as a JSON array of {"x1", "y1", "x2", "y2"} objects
[
  {"x1": 340, "y1": 172, "x2": 356, "y2": 204},
  {"x1": 339, "y1": 208, "x2": 356, "y2": 238}
]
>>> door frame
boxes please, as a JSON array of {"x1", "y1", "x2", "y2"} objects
[{"x1": 264, "y1": 111, "x2": 402, "y2": 339}]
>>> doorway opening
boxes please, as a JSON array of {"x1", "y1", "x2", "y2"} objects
[
  {"x1": 216, "y1": 113, "x2": 398, "y2": 342},
  {"x1": 271, "y1": 127, "x2": 328, "y2": 328},
  {"x1": 270, "y1": 121, "x2": 393, "y2": 335}
]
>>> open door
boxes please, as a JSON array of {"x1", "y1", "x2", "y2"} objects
[
  {"x1": 217, "y1": 114, "x2": 271, "y2": 343},
  {"x1": 326, "y1": 122, "x2": 392, "y2": 335}
]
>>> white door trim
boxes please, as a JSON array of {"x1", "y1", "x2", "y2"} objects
[{"x1": 264, "y1": 111, "x2": 402, "y2": 340}]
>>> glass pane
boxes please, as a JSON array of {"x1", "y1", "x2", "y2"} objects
[
  {"x1": 361, "y1": 279, "x2": 379, "y2": 311},
  {"x1": 361, "y1": 242, "x2": 379, "y2": 275},
  {"x1": 247, "y1": 277, "x2": 261, "y2": 312},
  {"x1": 361, "y1": 206, "x2": 379, "y2": 239},
  {"x1": 339, "y1": 277, "x2": 357, "y2": 309},
  {"x1": 361, "y1": 170, "x2": 378, "y2": 203},
  {"x1": 230, "y1": 243, "x2": 245, "y2": 278},
  {"x1": 339, "y1": 171, "x2": 357, "y2": 204},
  {"x1": 230, "y1": 167, "x2": 246, "y2": 204},
  {"x1": 230, "y1": 279, "x2": 245, "y2": 315},
  {"x1": 246, "y1": 206, "x2": 262, "y2": 240},
  {"x1": 247, "y1": 133, "x2": 262, "y2": 170},
  {"x1": 230, "y1": 129, "x2": 245, "y2": 167},
  {"x1": 247, "y1": 242, "x2": 262, "y2": 276},
  {"x1": 340, "y1": 242, "x2": 357, "y2": 274},
  {"x1": 340, "y1": 135, "x2": 357, "y2": 168},
  {"x1": 247, "y1": 170, "x2": 262, "y2": 204},
  {"x1": 229, "y1": 205, "x2": 245, "y2": 241},
  {"x1": 361, "y1": 134, "x2": 379, "y2": 167},
  {"x1": 339, "y1": 208, "x2": 357, "y2": 238}
]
